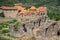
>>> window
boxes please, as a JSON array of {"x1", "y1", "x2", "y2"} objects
[
  {"x1": 0, "y1": 12, "x2": 5, "y2": 17},
  {"x1": 22, "y1": 24, "x2": 27, "y2": 32},
  {"x1": 33, "y1": 22, "x2": 35, "y2": 26},
  {"x1": 41, "y1": 13, "x2": 42, "y2": 15},
  {"x1": 57, "y1": 31, "x2": 60, "y2": 36},
  {"x1": 45, "y1": 28, "x2": 48, "y2": 34},
  {"x1": 38, "y1": 19, "x2": 41, "y2": 26},
  {"x1": 43, "y1": 13, "x2": 45, "y2": 15},
  {"x1": 18, "y1": 10, "x2": 21, "y2": 13}
]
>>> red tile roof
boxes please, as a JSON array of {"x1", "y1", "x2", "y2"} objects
[
  {"x1": 2, "y1": 7, "x2": 17, "y2": 10},
  {"x1": 20, "y1": 10, "x2": 29, "y2": 15},
  {"x1": 0, "y1": 6, "x2": 47, "y2": 15},
  {"x1": 0, "y1": 6, "x2": 25, "y2": 10},
  {"x1": 38, "y1": 7, "x2": 47, "y2": 12},
  {"x1": 30, "y1": 6, "x2": 37, "y2": 10},
  {"x1": 17, "y1": 9, "x2": 30, "y2": 16},
  {"x1": 15, "y1": 5, "x2": 25, "y2": 10}
]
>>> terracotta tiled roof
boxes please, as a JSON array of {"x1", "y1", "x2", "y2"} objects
[
  {"x1": 0, "y1": 6, "x2": 47, "y2": 16},
  {"x1": 0, "y1": 6, "x2": 25, "y2": 10},
  {"x1": 20, "y1": 10, "x2": 29, "y2": 15},
  {"x1": 30, "y1": 6, "x2": 37, "y2": 10},
  {"x1": 2, "y1": 6, "x2": 17, "y2": 10},
  {"x1": 36, "y1": 9, "x2": 40, "y2": 13},
  {"x1": 15, "y1": 6, "x2": 25, "y2": 10},
  {"x1": 17, "y1": 9, "x2": 30, "y2": 16},
  {"x1": 35, "y1": 7, "x2": 47, "y2": 15},
  {"x1": 35, "y1": 9, "x2": 40, "y2": 15},
  {"x1": 38, "y1": 7, "x2": 47, "y2": 12}
]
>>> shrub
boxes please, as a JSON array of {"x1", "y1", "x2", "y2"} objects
[
  {"x1": 14, "y1": 22, "x2": 19, "y2": 31},
  {"x1": 0, "y1": 37, "x2": 10, "y2": 40},
  {"x1": 2, "y1": 29, "x2": 9, "y2": 34}
]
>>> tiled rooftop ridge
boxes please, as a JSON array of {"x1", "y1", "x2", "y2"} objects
[{"x1": 0, "y1": 6, "x2": 47, "y2": 16}]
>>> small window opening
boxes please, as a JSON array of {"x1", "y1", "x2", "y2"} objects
[
  {"x1": 32, "y1": 27, "x2": 34, "y2": 30},
  {"x1": 41, "y1": 13, "x2": 42, "y2": 15},
  {"x1": 39, "y1": 19, "x2": 41, "y2": 26},
  {"x1": 43, "y1": 13, "x2": 45, "y2": 15},
  {"x1": 57, "y1": 31, "x2": 60, "y2": 36},
  {"x1": 22, "y1": 24, "x2": 27, "y2": 32},
  {"x1": 0, "y1": 12, "x2": 5, "y2": 17},
  {"x1": 52, "y1": 23, "x2": 56, "y2": 29},
  {"x1": 34, "y1": 22, "x2": 35, "y2": 26},
  {"x1": 45, "y1": 28, "x2": 48, "y2": 34},
  {"x1": 18, "y1": 10, "x2": 21, "y2": 13}
]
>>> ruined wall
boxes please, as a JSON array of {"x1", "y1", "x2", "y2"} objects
[
  {"x1": 9, "y1": 14, "x2": 49, "y2": 37},
  {"x1": 33, "y1": 21, "x2": 59, "y2": 38}
]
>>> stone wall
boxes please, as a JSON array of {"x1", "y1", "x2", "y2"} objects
[
  {"x1": 3, "y1": 10, "x2": 18, "y2": 18},
  {"x1": 9, "y1": 14, "x2": 49, "y2": 37},
  {"x1": 0, "y1": 9, "x2": 3, "y2": 13},
  {"x1": 33, "y1": 21, "x2": 59, "y2": 38}
]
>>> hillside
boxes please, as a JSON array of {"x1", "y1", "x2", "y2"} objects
[{"x1": 0, "y1": 0, "x2": 60, "y2": 20}]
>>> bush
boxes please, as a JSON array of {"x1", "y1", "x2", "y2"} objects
[
  {"x1": 0, "y1": 26, "x2": 2, "y2": 30},
  {"x1": 14, "y1": 22, "x2": 19, "y2": 31},
  {"x1": 2, "y1": 29, "x2": 9, "y2": 34},
  {"x1": 0, "y1": 37, "x2": 10, "y2": 40},
  {"x1": 32, "y1": 35, "x2": 36, "y2": 40}
]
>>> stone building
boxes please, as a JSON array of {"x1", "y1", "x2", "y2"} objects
[
  {"x1": 9, "y1": 6, "x2": 50, "y2": 37},
  {"x1": 0, "y1": 6, "x2": 25, "y2": 18},
  {"x1": 0, "y1": 6, "x2": 59, "y2": 38},
  {"x1": 33, "y1": 21, "x2": 59, "y2": 38}
]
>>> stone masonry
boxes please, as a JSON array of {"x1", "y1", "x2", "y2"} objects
[{"x1": 0, "y1": 6, "x2": 59, "y2": 38}]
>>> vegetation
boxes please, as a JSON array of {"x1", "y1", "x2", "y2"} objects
[
  {"x1": 31, "y1": 35, "x2": 36, "y2": 40},
  {"x1": 0, "y1": 19, "x2": 20, "y2": 34},
  {"x1": 0, "y1": 37, "x2": 10, "y2": 40},
  {"x1": 0, "y1": 19, "x2": 20, "y2": 40},
  {"x1": 14, "y1": 21, "x2": 20, "y2": 31},
  {"x1": 2, "y1": 29, "x2": 9, "y2": 34},
  {"x1": 0, "y1": 19, "x2": 18, "y2": 30},
  {"x1": 47, "y1": 5, "x2": 60, "y2": 21}
]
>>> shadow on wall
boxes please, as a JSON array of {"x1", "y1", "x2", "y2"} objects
[
  {"x1": 0, "y1": 12, "x2": 5, "y2": 17},
  {"x1": 57, "y1": 30, "x2": 60, "y2": 36}
]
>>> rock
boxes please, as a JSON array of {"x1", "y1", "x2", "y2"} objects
[{"x1": 19, "y1": 34, "x2": 33, "y2": 40}]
